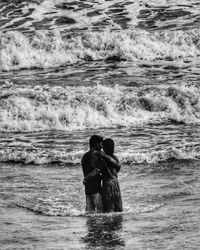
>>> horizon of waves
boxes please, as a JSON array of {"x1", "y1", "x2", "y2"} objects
[
  {"x1": 1, "y1": 142, "x2": 200, "y2": 165},
  {"x1": 1, "y1": 28, "x2": 200, "y2": 71}
]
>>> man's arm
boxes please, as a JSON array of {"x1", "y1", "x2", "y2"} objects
[
  {"x1": 83, "y1": 151, "x2": 104, "y2": 184},
  {"x1": 83, "y1": 168, "x2": 101, "y2": 184}
]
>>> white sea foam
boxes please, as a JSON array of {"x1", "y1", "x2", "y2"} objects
[
  {"x1": 1, "y1": 28, "x2": 200, "y2": 71},
  {"x1": 135, "y1": 203, "x2": 164, "y2": 213},
  {"x1": 0, "y1": 145, "x2": 84, "y2": 165},
  {"x1": 17, "y1": 199, "x2": 164, "y2": 216}
]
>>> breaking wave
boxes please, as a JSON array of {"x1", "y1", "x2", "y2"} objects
[
  {"x1": 1, "y1": 28, "x2": 200, "y2": 71},
  {"x1": 1, "y1": 82, "x2": 200, "y2": 132}
]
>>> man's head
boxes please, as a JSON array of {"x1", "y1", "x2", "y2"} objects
[
  {"x1": 102, "y1": 138, "x2": 114, "y2": 155},
  {"x1": 89, "y1": 135, "x2": 103, "y2": 151}
]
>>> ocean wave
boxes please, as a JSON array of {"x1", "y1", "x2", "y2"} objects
[
  {"x1": 1, "y1": 141, "x2": 200, "y2": 165},
  {"x1": 0, "y1": 83, "x2": 200, "y2": 133},
  {"x1": 1, "y1": 28, "x2": 200, "y2": 71}
]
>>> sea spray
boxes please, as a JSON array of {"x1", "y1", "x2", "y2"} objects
[{"x1": 1, "y1": 83, "x2": 200, "y2": 132}]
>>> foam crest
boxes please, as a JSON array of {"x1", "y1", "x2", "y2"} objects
[
  {"x1": 1, "y1": 28, "x2": 200, "y2": 71},
  {"x1": 16, "y1": 199, "x2": 84, "y2": 217}
]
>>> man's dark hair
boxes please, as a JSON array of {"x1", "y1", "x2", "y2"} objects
[
  {"x1": 89, "y1": 135, "x2": 103, "y2": 149},
  {"x1": 102, "y1": 138, "x2": 114, "y2": 155}
]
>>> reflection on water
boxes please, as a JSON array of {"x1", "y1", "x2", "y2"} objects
[{"x1": 82, "y1": 215, "x2": 125, "y2": 249}]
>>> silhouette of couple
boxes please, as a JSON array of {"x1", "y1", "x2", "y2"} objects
[{"x1": 81, "y1": 135, "x2": 123, "y2": 214}]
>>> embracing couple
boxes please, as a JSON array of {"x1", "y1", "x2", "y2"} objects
[{"x1": 81, "y1": 135, "x2": 123, "y2": 214}]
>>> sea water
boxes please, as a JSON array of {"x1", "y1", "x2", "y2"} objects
[{"x1": 0, "y1": 0, "x2": 200, "y2": 249}]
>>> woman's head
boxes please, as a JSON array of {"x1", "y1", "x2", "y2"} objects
[{"x1": 102, "y1": 138, "x2": 114, "y2": 155}]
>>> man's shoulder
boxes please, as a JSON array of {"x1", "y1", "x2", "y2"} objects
[
  {"x1": 82, "y1": 150, "x2": 101, "y2": 163},
  {"x1": 81, "y1": 151, "x2": 91, "y2": 161}
]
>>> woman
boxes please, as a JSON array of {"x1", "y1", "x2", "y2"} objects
[{"x1": 101, "y1": 138, "x2": 123, "y2": 212}]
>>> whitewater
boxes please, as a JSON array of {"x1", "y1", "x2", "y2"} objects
[{"x1": 0, "y1": 0, "x2": 200, "y2": 249}]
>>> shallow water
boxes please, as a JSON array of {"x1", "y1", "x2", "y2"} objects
[
  {"x1": 1, "y1": 0, "x2": 200, "y2": 249},
  {"x1": 1, "y1": 158, "x2": 200, "y2": 249}
]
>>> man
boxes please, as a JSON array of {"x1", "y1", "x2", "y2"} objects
[{"x1": 81, "y1": 135, "x2": 104, "y2": 213}]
